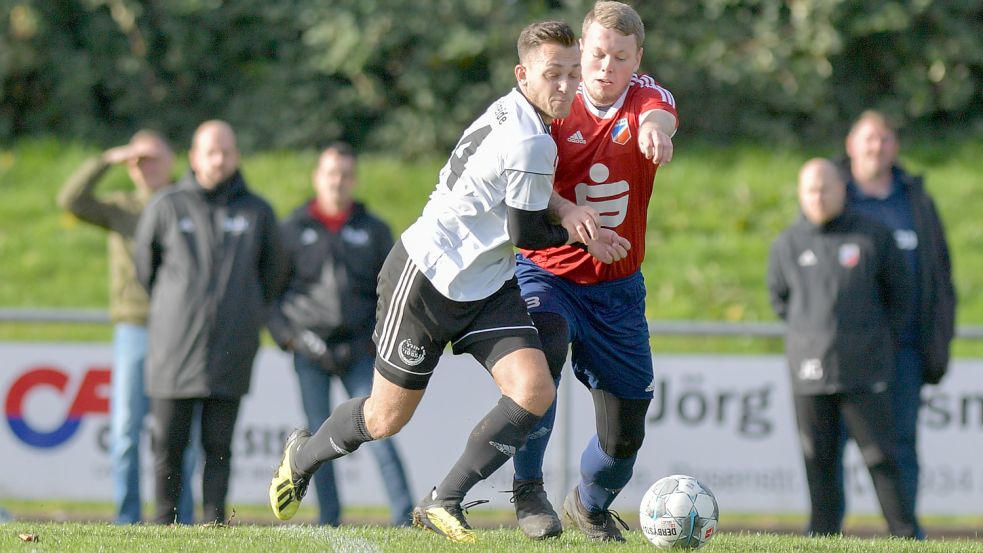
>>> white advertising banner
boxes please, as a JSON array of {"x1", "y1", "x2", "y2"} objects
[{"x1": 1, "y1": 343, "x2": 980, "y2": 516}]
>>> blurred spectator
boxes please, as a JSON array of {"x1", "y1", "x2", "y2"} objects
[
  {"x1": 57, "y1": 131, "x2": 197, "y2": 524},
  {"x1": 767, "y1": 158, "x2": 918, "y2": 538},
  {"x1": 268, "y1": 142, "x2": 413, "y2": 526},
  {"x1": 134, "y1": 120, "x2": 285, "y2": 524},
  {"x1": 837, "y1": 111, "x2": 956, "y2": 533}
]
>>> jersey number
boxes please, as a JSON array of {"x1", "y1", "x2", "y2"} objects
[{"x1": 446, "y1": 125, "x2": 492, "y2": 189}]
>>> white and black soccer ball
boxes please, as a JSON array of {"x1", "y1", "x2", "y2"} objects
[{"x1": 639, "y1": 474, "x2": 718, "y2": 549}]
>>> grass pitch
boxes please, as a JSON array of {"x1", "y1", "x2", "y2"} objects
[{"x1": 2, "y1": 522, "x2": 982, "y2": 553}]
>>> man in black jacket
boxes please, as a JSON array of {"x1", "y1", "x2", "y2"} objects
[
  {"x1": 268, "y1": 143, "x2": 413, "y2": 526},
  {"x1": 135, "y1": 120, "x2": 286, "y2": 524},
  {"x1": 767, "y1": 158, "x2": 918, "y2": 537},
  {"x1": 837, "y1": 111, "x2": 956, "y2": 534}
]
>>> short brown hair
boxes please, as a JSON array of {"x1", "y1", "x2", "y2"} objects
[
  {"x1": 517, "y1": 20, "x2": 576, "y2": 63},
  {"x1": 322, "y1": 140, "x2": 356, "y2": 161},
  {"x1": 583, "y1": 1, "x2": 645, "y2": 49}
]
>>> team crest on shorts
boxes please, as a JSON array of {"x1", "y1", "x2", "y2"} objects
[
  {"x1": 611, "y1": 118, "x2": 631, "y2": 145},
  {"x1": 398, "y1": 339, "x2": 426, "y2": 366}
]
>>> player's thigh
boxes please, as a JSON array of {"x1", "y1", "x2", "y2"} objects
[
  {"x1": 372, "y1": 241, "x2": 453, "y2": 390},
  {"x1": 453, "y1": 276, "x2": 553, "y2": 414},
  {"x1": 570, "y1": 277, "x2": 653, "y2": 399}
]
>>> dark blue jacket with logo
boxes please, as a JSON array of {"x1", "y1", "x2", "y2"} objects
[
  {"x1": 767, "y1": 211, "x2": 914, "y2": 395},
  {"x1": 268, "y1": 201, "x2": 393, "y2": 364}
]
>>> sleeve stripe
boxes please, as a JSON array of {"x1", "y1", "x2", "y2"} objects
[{"x1": 631, "y1": 74, "x2": 676, "y2": 108}]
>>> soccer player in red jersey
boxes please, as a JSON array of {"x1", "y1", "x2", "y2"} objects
[{"x1": 509, "y1": 1, "x2": 678, "y2": 542}]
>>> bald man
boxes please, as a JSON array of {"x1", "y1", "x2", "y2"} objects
[
  {"x1": 134, "y1": 120, "x2": 286, "y2": 524},
  {"x1": 767, "y1": 158, "x2": 918, "y2": 538}
]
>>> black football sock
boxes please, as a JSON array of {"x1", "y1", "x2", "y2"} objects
[
  {"x1": 434, "y1": 396, "x2": 541, "y2": 503},
  {"x1": 292, "y1": 396, "x2": 373, "y2": 475}
]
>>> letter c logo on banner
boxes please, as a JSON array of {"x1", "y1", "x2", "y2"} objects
[{"x1": 5, "y1": 366, "x2": 110, "y2": 448}]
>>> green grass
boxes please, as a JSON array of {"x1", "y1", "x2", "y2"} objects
[
  {"x1": 2, "y1": 137, "x2": 983, "y2": 349},
  {"x1": 0, "y1": 521, "x2": 981, "y2": 552}
]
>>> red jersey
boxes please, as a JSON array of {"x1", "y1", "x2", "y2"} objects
[{"x1": 522, "y1": 74, "x2": 678, "y2": 284}]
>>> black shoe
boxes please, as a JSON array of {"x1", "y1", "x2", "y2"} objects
[
  {"x1": 510, "y1": 479, "x2": 562, "y2": 539},
  {"x1": 562, "y1": 486, "x2": 629, "y2": 542},
  {"x1": 412, "y1": 488, "x2": 488, "y2": 543}
]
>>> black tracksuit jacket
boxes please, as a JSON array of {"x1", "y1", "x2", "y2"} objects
[
  {"x1": 134, "y1": 171, "x2": 286, "y2": 398},
  {"x1": 767, "y1": 211, "x2": 914, "y2": 395},
  {"x1": 268, "y1": 201, "x2": 394, "y2": 361}
]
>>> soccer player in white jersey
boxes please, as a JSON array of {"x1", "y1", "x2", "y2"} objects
[
  {"x1": 507, "y1": 2, "x2": 679, "y2": 542},
  {"x1": 269, "y1": 20, "x2": 630, "y2": 543}
]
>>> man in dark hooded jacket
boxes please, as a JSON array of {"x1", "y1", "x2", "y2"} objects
[
  {"x1": 836, "y1": 111, "x2": 956, "y2": 537},
  {"x1": 135, "y1": 120, "x2": 285, "y2": 524}
]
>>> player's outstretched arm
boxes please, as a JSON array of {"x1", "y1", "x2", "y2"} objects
[{"x1": 638, "y1": 109, "x2": 676, "y2": 165}]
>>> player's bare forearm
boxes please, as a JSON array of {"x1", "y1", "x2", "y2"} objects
[
  {"x1": 638, "y1": 109, "x2": 677, "y2": 165},
  {"x1": 550, "y1": 192, "x2": 599, "y2": 243}
]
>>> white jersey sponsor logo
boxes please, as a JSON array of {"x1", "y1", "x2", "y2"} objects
[
  {"x1": 567, "y1": 130, "x2": 587, "y2": 144},
  {"x1": 574, "y1": 162, "x2": 630, "y2": 228}
]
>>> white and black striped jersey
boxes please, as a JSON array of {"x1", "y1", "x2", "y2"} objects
[{"x1": 401, "y1": 88, "x2": 557, "y2": 301}]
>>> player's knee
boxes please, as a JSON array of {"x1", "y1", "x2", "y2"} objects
[
  {"x1": 530, "y1": 312, "x2": 569, "y2": 380},
  {"x1": 363, "y1": 401, "x2": 411, "y2": 439},
  {"x1": 600, "y1": 428, "x2": 645, "y2": 459}
]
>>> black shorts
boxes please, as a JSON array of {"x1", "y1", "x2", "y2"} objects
[{"x1": 373, "y1": 241, "x2": 542, "y2": 390}]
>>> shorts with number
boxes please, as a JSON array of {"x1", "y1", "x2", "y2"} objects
[
  {"x1": 373, "y1": 241, "x2": 543, "y2": 390},
  {"x1": 515, "y1": 253, "x2": 654, "y2": 399}
]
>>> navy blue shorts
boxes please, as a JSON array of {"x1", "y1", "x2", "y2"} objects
[{"x1": 515, "y1": 254, "x2": 654, "y2": 399}]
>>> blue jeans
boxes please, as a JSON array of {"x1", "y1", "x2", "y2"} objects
[
  {"x1": 293, "y1": 352, "x2": 413, "y2": 526},
  {"x1": 892, "y1": 347, "x2": 923, "y2": 519},
  {"x1": 111, "y1": 323, "x2": 198, "y2": 523}
]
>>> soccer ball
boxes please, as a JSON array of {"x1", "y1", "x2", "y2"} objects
[{"x1": 639, "y1": 474, "x2": 718, "y2": 549}]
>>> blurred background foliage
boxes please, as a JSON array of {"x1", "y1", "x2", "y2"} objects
[{"x1": 1, "y1": 0, "x2": 981, "y2": 155}]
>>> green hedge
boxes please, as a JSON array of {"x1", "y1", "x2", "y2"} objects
[{"x1": 2, "y1": 1, "x2": 981, "y2": 156}]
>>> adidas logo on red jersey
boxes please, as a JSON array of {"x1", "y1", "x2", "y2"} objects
[{"x1": 566, "y1": 130, "x2": 587, "y2": 144}]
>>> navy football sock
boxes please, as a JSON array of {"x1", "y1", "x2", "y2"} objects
[
  {"x1": 512, "y1": 378, "x2": 558, "y2": 481},
  {"x1": 578, "y1": 434, "x2": 636, "y2": 512}
]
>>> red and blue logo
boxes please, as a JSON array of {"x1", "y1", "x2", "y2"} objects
[
  {"x1": 5, "y1": 366, "x2": 110, "y2": 448},
  {"x1": 611, "y1": 118, "x2": 631, "y2": 145}
]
